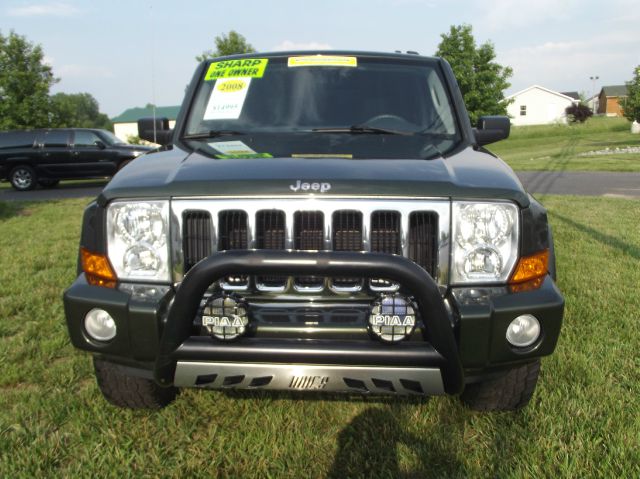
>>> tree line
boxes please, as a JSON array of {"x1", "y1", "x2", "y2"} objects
[{"x1": 3, "y1": 27, "x2": 639, "y2": 132}]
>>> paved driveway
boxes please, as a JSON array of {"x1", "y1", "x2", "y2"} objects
[
  {"x1": 517, "y1": 171, "x2": 640, "y2": 198},
  {"x1": 1, "y1": 172, "x2": 639, "y2": 201}
]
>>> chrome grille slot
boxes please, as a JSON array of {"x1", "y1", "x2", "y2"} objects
[
  {"x1": 332, "y1": 210, "x2": 363, "y2": 290},
  {"x1": 294, "y1": 211, "x2": 325, "y2": 290},
  {"x1": 409, "y1": 212, "x2": 438, "y2": 275},
  {"x1": 370, "y1": 211, "x2": 401, "y2": 290},
  {"x1": 218, "y1": 210, "x2": 249, "y2": 288},
  {"x1": 182, "y1": 210, "x2": 212, "y2": 273},
  {"x1": 172, "y1": 198, "x2": 450, "y2": 293},
  {"x1": 256, "y1": 210, "x2": 286, "y2": 288}
]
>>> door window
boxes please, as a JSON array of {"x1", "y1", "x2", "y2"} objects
[
  {"x1": 73, "y1": 131, "x2": 102, "y2": 147},
  {"x1": 43, "y1": 131, "x2": 71, "y2": 147}
]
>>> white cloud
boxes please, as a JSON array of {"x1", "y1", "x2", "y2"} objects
[
  {"x1": 7, "y1": 2, "x2": 79, "y2": 17},
  {"x1": 271, "y1": 40, "x2": 333, "y2": 51}
]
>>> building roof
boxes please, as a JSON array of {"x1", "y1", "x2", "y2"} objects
[
  {"x1": 112, "y1": 105, "x2": 181, "y2": 123},
  {"x1": 506, "y1": 85, "x2": 576, "y2": 102},
  {"x1": 560, "y1": 91, "x2": 581, "y2": 101},
  {"x1": 600, "y1": 85, "x2": 628, "y2": 97}
]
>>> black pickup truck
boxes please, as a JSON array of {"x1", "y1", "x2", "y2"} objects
[
  {"x1": 0, "y1": 128, "x2": 152, "y2": 190},
  {"x1": 63, "y1": 51, "x2": 564, "y2": 411}
]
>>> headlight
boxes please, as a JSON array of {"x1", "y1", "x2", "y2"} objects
[
  {"x1": 452, "y1": 201, "x2": 519, "y2": 284},
  {"x1": 107, "y1": 200, "x2": 170, "y2": 282}
]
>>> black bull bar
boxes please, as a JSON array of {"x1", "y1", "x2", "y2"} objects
[{"x1": 155, "y1": 250, "x2": 464, "y2": 394}]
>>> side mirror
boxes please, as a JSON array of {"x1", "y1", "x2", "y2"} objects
[
  {"x1": 474, "y1": 116, "x2": 510, "y2": 146},
  {"x1": 95, "y1": 140, "x2": 106, "y2": 149},
  {"x1": 138, "y1": 117, "x2": 173, "y2": 146}
]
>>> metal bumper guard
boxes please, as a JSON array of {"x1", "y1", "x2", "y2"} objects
[{"x1": 155, "y1": 250, "x2": 465, "y2": 395}]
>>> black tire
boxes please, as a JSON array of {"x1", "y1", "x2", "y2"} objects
[
  {"x1": 93, "y1": 358, "x2": 178, "y2": 409},
  {"x1": 38, "y1": 178, "x2": 59, "y2": 188},
  {"x1": 9, "y1": 165, "x2": 37, "y2": 191},
  {"x1": 461, "y1": 360, "x2": 541, "y2": 411}
]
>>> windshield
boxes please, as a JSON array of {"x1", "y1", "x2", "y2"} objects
[{"x1": 184, "y1": 55, "x2": 461, "y2": 159}]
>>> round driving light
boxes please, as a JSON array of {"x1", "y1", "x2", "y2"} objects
[
  {"x1": 201, "y1": 294, "x2": 249, "y2": 341},
  {"x1": 84, "y1": 309, "x2": 117, "y2": 341},
  {"x1": 369, "y1": 294, "x2": 416, "y2": 342},
  {"x1": 506, "y1": 314, "x2": 541, "y2": 348}
]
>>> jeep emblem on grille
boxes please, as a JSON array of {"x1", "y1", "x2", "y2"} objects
[
  {"x1": 289, "y1": 375, "x2": 330, "y2": 390},
  {"x1": 289, "y1": 180, "x2": 331, "y2": 193}
]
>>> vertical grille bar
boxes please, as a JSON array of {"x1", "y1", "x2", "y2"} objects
[
  {"x1": 294, "y1": 211, "x2": 324, "y2": 288},
  {"x1": 256, "y1": 210, "x2": 286, "y2": 287},
  {"x1": 182, "y1": 211, "x2": 212, "y2": 273},
  {"x1": 218, "y1": 210, "x2": 248, "y2": 286},
  {"x1": 408, "y1": 212, "x2": 439, "y2": 277}
]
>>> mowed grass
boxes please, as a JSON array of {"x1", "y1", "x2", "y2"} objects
[
  {"x1": 490, "y1": 116, "x2": 640, "y2": 172},
  {"x1": 0, "y1": 196, "x2": 639, "y2": 478}
]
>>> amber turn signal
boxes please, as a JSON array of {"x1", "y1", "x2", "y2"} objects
[
  {"x1": 81, "y1": 248, "x2": 117, "y2": 288},
  {"x1": 509, "y1": 249, "x2": 549, "y2": 284}
]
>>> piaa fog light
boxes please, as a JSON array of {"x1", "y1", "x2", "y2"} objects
[
  {"x1": 369, "y1": 294, "x2": 416, "y2": 342},
  {"x1": 506, "y1": 314, "x2": 541, "y2": 348},
  {"x1": 201, "y1": 295, "x2": 249, "y2": 341},
  {"x1": 84, "y1": 309, "x2": 116, "y2": 341}
]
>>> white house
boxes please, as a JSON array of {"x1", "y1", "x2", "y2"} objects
[
  {"x1": 506, "y1": 86, "x2": 578, "y2": 126},
  {"x1": 111, "y1": 105, "x2": 180, "y2": 142}
]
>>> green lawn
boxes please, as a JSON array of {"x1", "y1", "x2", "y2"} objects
[
  {"x1": 1, "y1": 196, "x2": 639, "y2": 478},
  {"x1": 489, "y1": 117, "x2": 640, "y2": 172}
]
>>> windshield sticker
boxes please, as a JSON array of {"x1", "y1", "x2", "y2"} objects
[
  {"x1": 292, "y1": 153, "x2": 353, "y2": 159},
  {"x1": 203, "y1": 78, "x2": 251, "y2": 120},
  {"x1": 215, "y1": 153, "x2": 273, "y2": 159},
  {"x1": 287, "y1": 56, "x2": 357, "y2": 68},
  {"x1": 209, "y1": 140, "x2": 256, "y2": 155},
  {"x1": 205, "y1": 59, "x2": 269, "y2": 80}
]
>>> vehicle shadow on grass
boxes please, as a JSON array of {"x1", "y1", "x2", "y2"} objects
[
  {"x1": 551, "y1": 212, "x2": 640, "y2": 260},
  {"x1": 326, "y1": 403, "x2": 528, "y2": 478}
]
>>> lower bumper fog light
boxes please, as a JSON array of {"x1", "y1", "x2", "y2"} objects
[
  {"x1": 369, "y1": 294, "x2": 416, "y2": 342},
  {"x1": 84, "y1": 308, "x2": 116, "y2": 341},
  {"x1": 201, "y1": 294, "x2": 249, "y2": 341},
  {"x1": 506, "y1": 314, "x2": 540, "y2": 348}
]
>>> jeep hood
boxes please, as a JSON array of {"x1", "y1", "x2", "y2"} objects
[{"x1": 99, "y1": 146, "x2": 529, "y2": 207}]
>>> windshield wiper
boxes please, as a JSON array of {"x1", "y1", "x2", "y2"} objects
[
  {"x1": 181, "y1": 130, "x2": 246, "y2": 140},
  {"x1": 312, "y1": 125, "x2": 415, "y2": 136}
]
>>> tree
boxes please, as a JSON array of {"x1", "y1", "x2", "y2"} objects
[
  {"x1": 435, "y1": 25, "x2": 513, "y2": 125},
  {"x1": 621, "y1": 65, "x2": 640, "y2": 123},
  {"x1": 565, "y1": 103, "x2": 593, "y2": 123},
  {"x1": 49, "y1": 92, "x2": 112, "y2": 130},
  {"x1": 0, "y1": 31, "x2": 57, "y2": 130},
  {"x1": 196, "y1": 30, "x2": 255, "y2": 62}
]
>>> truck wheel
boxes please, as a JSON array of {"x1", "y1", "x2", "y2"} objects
[
  {"x1": 9, "y1": 165, "x2": 37, "y2": 191},
  {"x1": 460, "y1": 360, "x2": 541, "y2": 411},
  {"x1": 93, "y1": 358, "x2": 178, "y2": 409}
]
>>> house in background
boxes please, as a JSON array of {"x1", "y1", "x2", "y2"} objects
[
  {"x1": 112, "y1": 105, "x2": 181, "y2": 142},
  {"x1": 506, "y1": 85, "x2": 578, "y2": 126},
  {"x1": 597, "y1": 85, "x2": 628, "y2": 117}
]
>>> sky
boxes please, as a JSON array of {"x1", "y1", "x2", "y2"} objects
[{"x1": 1, "y1": 0, "x2": 639, "y2": 118}]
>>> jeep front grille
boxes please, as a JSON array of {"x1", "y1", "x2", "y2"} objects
[{"x1": 172, "y1": 198, "x2": 450, "y2": 291}]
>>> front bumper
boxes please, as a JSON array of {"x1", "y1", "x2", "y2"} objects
[{"x1": 63, "y1": 251, "x2": 564, "y2": 395}]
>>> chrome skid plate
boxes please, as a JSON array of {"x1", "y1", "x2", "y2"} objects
[{"x1": 174, "y1": 362, "x2": 445, "y2": 396}]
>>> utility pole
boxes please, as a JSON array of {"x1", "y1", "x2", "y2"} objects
[{"x1": 590, "y1": 75, "x2": 599, "y2": 113}]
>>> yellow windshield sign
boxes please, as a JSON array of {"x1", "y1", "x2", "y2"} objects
[
  {"x1": 288, "y1": 55, "x2": 357, "y2": 68},
  {"x1": 205, "y1": 59, "x2": 269, "y2": 80}
]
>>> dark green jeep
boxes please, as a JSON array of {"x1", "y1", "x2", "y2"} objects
[{"x1": 63, "y1": 51, "x2": 564, "y2": 411}]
